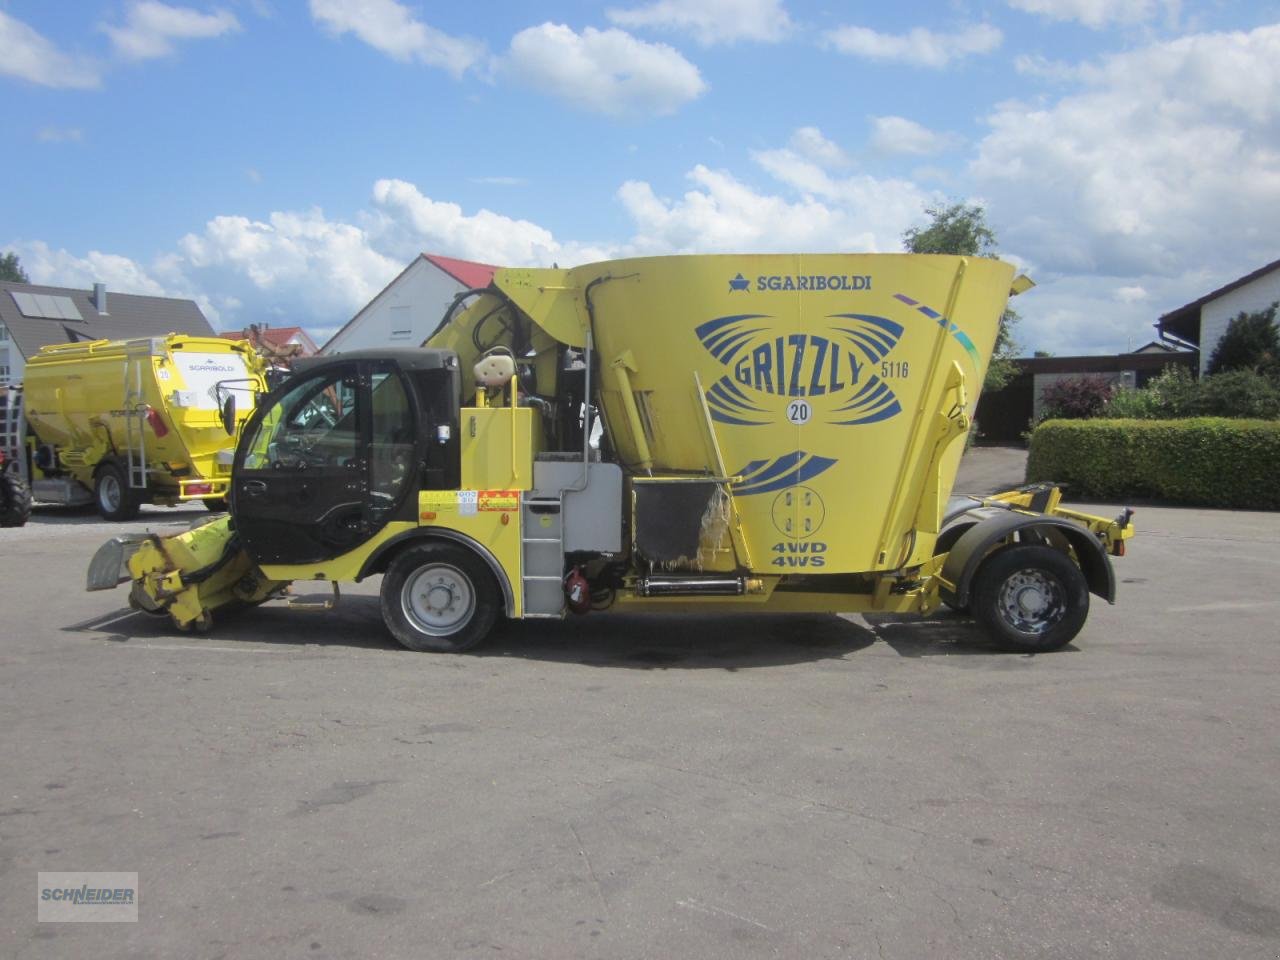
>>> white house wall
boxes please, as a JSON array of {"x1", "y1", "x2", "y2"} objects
[
  {"x1": 1199, "y1": 267, "x2": 1280, "y2": 374},
  {"x1": 323, "y1": 258, "x2": 468, "y2": 354}
]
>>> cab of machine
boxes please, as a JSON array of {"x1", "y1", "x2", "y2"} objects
[{"x1": 230, "y1": 349, "x2": 461, "y2": 566}]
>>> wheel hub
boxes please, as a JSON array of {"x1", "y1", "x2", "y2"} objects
[
  {"x1": 100, "y1": 474, "x2": 121, "y2": 511},
  {"x1": 402, "y1": 563, "x2": 476, "y2": 637},
  {"x1": 998, "y1": 570, "x2": 1065, "y2": 635}
]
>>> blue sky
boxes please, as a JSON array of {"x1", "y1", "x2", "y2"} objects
[{"x1": 3, "y1": 0, "x2": 1279, "y2": 352}]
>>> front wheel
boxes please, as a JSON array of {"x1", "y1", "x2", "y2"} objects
[
  {"x1": 380, "y1": 542, "x2": 500, "y2": 652},
  {"x1": 972, "y1": 545, "x2": 1089, "y2": 653},
  {"x1": 94, "y1": 463, "x2": 140, "y2": 521}
]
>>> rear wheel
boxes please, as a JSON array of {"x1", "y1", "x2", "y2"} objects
[
  {"x1": 95, "y1": 463, "x2": 141, "y2": 521},
  {"x1": 380, "y1": 542, "x2": 500, "y2": 652},
  {"x1": 0, "y1": 470, "x2": 32, "y2": 527},
  {"x1": 972, "y1": 545, "x2": 1089, "y2": 653},
  {"x1": 202, "y1": 497, "x2": 228, "y2": 512}
]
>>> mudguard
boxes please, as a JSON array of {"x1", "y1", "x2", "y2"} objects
[
  {"x1": 939, "y1": 508, "x2": 1116, "y2": 607},
  {"x1": 354, "y1": 527, "x2": 517, "y2": 618}
]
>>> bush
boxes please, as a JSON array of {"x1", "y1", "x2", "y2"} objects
[
  {"x1": 1190, "y1": 369, "x2": 1280, "y2": 419},
  {"x1": 1039, "y1": 375, "x2": 1115, "y2": 420},
  {"x1": 1026, "y1": 418, "x2": 1280, "y2": 509},
  {"x1": 1099, "y1": 366, "x2": 1280, "y2": 420}
]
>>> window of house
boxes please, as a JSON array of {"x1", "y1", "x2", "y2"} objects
[{"x1": 388, "y1": 305, "x2": 413, "y2": 340}]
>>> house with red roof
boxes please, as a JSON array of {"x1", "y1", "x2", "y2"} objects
[
  {"x1": 219, "y1": 324, "x2": 319, "y2": 359},
  {"x1": 320, "y1": 253, "x2": 499, "y2": 355}
]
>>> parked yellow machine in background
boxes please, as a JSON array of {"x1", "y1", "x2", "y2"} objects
[
  {"x1": 89, "y1": 254, "x2": 1134, "y2": 652},
  {"x1": 23, "y1": 334, "x2": 266, "y2": 519}
]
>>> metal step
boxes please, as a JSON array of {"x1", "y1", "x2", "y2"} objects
[{"x1": 521, "y1": 495, "x2": 566, "y2": 617}]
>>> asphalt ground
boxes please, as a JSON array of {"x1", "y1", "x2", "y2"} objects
[{"x1": 2, "y1": 452, "x2": 1279, "y2": 959}]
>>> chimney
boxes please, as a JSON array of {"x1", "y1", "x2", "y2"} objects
[{"x1": 93, "y1": 282, "x2": 108, "y2": 315}]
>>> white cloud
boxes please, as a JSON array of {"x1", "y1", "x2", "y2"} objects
[
  {"x1": 37, "y1": 127, "x2": 85, "y2": 144},
  {"x1": 308, "y1": 0, "x2": 486, "y2": 77},
  {"x1": 787, "y1": 127, "x2": 849, "y2": 168},
  {"x1": 1116, "y1": 285, "x2": 1148, "y2": 303},
  {"x1": 870, "y1": 116, "x2": 960, "y2": 155},
  {"x1": 505, "y1": 23, "x2": 706, "y2": 117},
  {"x1": 104, "y1": 2, "x2": 240, "y2": 61},
  {"x1": 619, "y1": 129, "x2": 934, "y2": 255},
  {"x1": 973, "y1": 24, "x2": 1280, "y2": 281},
  {"x1": 367, "y1": 178, "x2": 609, "y2": 266},
  {"x1": 606, "y1": 0, "x2": 792, "y2": 46},
  {"x1": 0, "y1": 11, "x2": 101, "y2": 88},
  {"x1": 1006, "y1": 0, "x2": 1174, "y2": 29},
  {"x1": 824, "y1": 22, "x2": 1002, "y2": 69}
]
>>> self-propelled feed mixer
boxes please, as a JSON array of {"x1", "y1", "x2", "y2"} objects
[{"x1": 88, "y1": 254, "x2": 1134, "y2": 652}]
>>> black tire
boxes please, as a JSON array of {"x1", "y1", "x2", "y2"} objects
[
  {"x1": 972, "y1": 544, "x2": 1089, "y2": 653},
  {"x1": 94, "y1": 463, "x2": 141, "y2": 521},
  {"x1": 0, "y1": 470, "x2": 33, "y2": 527},
  {"x1": 380, "y1": 542, "x2": 500, "y2": 652},
  {"x1": 202, "y1": 497, "x2": 228, "y2": 512}
]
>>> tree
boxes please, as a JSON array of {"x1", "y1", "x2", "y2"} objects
[
  {"x1": 0, "y1": 252, "x2": 29, "y2": 283},
  {"x1": 1206, "y1": 303, "x2": 1279, "y2": 378},
  {"x1": 902, "y1": 202, "x2": 1020, "y2": 390}
]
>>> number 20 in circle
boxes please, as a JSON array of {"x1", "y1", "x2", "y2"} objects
[{"x1": 785, "y1": 399, "x2": 811, "y2": 424}]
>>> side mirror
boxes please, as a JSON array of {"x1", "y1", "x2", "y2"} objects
[{"x1": 221, "y1": 394, "x2": 237, "y2": 436}]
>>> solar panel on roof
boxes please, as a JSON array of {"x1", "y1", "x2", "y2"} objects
[
  {"x1": 7, "y1": 291, "x2": 84, "y2": 321},
  {"x1": 11, "y1": 292, "x2": 40, "y2": 317},
  {"x1": 53, "y1": 296, "x2": 82, "y2": 321}
]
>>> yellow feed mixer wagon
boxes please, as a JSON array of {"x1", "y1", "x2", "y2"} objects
[
  {"x1": 88, "y1": 254, "x2": 1134, "y2": 652},
  {"x1": 23, "y1": 334, "x2": 267, "y2": 519}
]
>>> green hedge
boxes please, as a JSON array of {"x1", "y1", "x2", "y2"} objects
[{"x1": 1026, "y1": 418, "x2": 1280, "y2": 509}]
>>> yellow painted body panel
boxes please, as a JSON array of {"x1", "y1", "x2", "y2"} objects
[
  {"x1": 24, "y1": 335, "x2": 265, "y2": 500},
  {"x1": 460, "y1": 406, "x2": 537, "y2": 492},
  {"x1": 441, "y1": 254, "x2": 1016, "y2": 579}
]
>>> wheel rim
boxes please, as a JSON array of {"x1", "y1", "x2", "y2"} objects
[
  {"x1": 401, "y1": 563, "x2": 476, "y2": 637},
  {"x1": 996, "y1": 568, "x2": 1066, "y2": 635},
  {"x1": 99, "y1": 473, "x2": 122, "y2": 512}
]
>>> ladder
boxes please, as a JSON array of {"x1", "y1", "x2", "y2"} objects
[
  {"x1": 122, "y1": 351, "x2": 148, "y2": 490},
  {"x1": 520, "y1": 496, "x2": 566, "y2": 617},
  {"x1": 0, "y1": 385, "x2": 26, "y2": 482}
]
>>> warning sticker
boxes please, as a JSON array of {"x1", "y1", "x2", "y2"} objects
[
  {"x1": 421, "y1": 490, "x2": 459, "y2": 513},
  {"x1": 478, "y1": 490, "x2": 519, "y2": 512},
  {"x1": 420, "y1": 490, "x2": 518, "y2": 516}
]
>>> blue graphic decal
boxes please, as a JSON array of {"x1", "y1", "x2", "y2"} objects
[
  {"x1": 728, "y1": 273, "x2": 750, "y2": 292},
  {"x1": 893, "y1": 293, "x2": 981, "y2": 368},
  {"x1": 696, "y1": 312, "x2": 907, "y2": 427},
  {"x1": 731, "y1": 451, "x2": 838, "y2": 496}
]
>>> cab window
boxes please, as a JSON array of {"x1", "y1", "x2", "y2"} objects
[{"x1": 243, "y1": 369, "x2": 359, "y2": 470}]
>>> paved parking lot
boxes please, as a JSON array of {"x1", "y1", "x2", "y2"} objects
[{"x1": 2, "y1": 485, "x2": 1279, "y2": 959}]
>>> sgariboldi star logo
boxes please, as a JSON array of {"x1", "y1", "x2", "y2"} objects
[{"x1": 728, "y1": 273, "x2": 750, "y2": 292}]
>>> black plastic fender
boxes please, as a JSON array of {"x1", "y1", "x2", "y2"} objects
[
  {"x1": 354, "y1": 527, "x2": 517, "y2": 617},
  {"x1": 939, "y1": 509, "x2": 1116, "y2": 608}
]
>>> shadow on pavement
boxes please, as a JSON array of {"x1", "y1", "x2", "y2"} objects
[
  {"x1": 863, "y1": 611, "x2": 1078, "y2": 658},
  {"x1": 66, "y1": 599, "x2": 1051, "y2": 667},
  {"x1": 480, "y1": 612, "x2": 878, "y2": 670},
  {"x1": 27, "y1": 503, "x2": 210, "y2": 527},
  {"x1": 66, "y1": 601, "x2": 884, "y2": 669}
]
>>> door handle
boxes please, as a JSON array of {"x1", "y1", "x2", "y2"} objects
[{"x1": 243, "y1": 480, "x2": 267, "y2": 497}]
